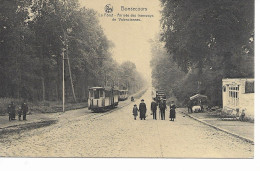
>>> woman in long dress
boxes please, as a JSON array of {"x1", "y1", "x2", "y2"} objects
[{"x1": 170, "y1": 101, "x2": 176, "y2": 121}]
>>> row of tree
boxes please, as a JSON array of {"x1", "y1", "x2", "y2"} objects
[
  {"x1": 151, "y1": 0, "x2": 254, "y2": 106},
  {"x1": 0, "y1": 0, "x2": 145, "y2": 102}
]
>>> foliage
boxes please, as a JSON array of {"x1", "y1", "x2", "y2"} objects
[
  {"x1": 151, "y1": 0, "x2": 254, "y2": 106},
  {"x1": 0, "y1": 0, "x2": 145, "y2": 103}
]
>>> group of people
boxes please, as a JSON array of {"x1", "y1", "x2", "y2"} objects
[
  {"x1": 7, "y1": 102, "x2": 28, "y2": 121},
  {"x1": 132, "y1": 98, "x2": 176, "y2": 121}
]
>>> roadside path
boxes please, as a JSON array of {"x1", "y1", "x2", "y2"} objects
[{"x1": 178, "y1": 108, "x2": 254, "y2": 143}]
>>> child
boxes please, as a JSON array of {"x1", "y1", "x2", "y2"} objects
[{"x1": 133, "y1": 104, "x2": 138, "y2": 120}]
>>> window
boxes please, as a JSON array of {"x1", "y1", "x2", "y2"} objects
[
  {"x1": 245, "y1": 81, "x2": 254, "y2": 93},
  {"x1": 94, "y1": 90, "x2": 99, "y2": 99},
  {"x1": 228, "y1": 85, "x2": 239, "y2": 107},
  {"x1": 89, "y1": 90, "x2": 93, "y2": 97},
  {"x1": 100, "y1": 90, "x2": 104, "y2": 97},
  {"x1": 105, "y1": 90, "x2": 111, "y2": 97}
]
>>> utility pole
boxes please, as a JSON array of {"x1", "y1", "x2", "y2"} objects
[
  {"x1": 64, "y1": 32, "x2": 77, "y2": 102},
  {"x1": 62, "y1": 48, "x2": 65, "y2": 112}
]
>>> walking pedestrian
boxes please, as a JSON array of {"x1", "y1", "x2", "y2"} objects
[
  {"x1": 21, "y1": 102, "x2": 28, "y2": 120},
  {"x1": 169, "y1": 101, "x2": 176, "y2": 121},
  {"x1": 132, "y1": 104, "x2": 138, "y2": 120},
  {"x1": 159, "y1": 99, "x2": 167, "y2": 120},
  {"x1": 139, "y1": 99, "x2": 147, "y2": 120},
  {"x1": 151, "y1": 98, "x2": 157, "y2": 120}
]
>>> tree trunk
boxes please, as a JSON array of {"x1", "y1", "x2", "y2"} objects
[
  {"x1": 56, "y1": 55, "x2": 62, "y2": 101},
  {"x1": 42, "y1": 77, "x2": 45, "y2": 101}
]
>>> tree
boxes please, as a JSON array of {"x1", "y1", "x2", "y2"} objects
[
  {"x1": 156, "y1": 0, "x2": 254, "y2": 106},
  {"x1": 0, "y1": 0, "x2": 145, "y2": 102}
]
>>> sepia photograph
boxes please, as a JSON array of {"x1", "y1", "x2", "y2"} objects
[{"x1": 0, "y1": 0, "x2": 256, "y2": 163}]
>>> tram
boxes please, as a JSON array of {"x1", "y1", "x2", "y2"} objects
[
  {"x1": 155, "y1": 90, "x2": 166, "y2": 103},
  {"x1": 88, "y1": 86, "x2": 119, "y2": 112},
  {"x1": 119, "y1": 90, "x2": 128, "y2": 101}
]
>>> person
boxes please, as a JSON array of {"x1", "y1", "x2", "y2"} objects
[
  {"x1": 240, "y1": 109, "x2": 246, "y2": 121},
  {"x1": 139, "y1": 99, "x2": 147, "y2": 120},
  {"x1": 170, "y1": 101, "x2": 177, "y2": 121},
  {"x1": 7, "y1": 104, "x2": 12, "y2": 121},
  {"x1": 187, "y1": 100, "x2": 193, "y2": 113},
  {"x1": 132, "y1": 104, "x2": 138, "y2": 120},
  {"x1": 159, "y1": 99, "x2": 167, "y2": 120},
  {"x1": 151, "y1": 98, "x2": 157, "y2": 120},
  {"x1": 131, "y1": 96, "x2": 134, "y2": 101},
  {"x1": 10, "y1": 102, "x2": 16, "y2": 120},
  {"x1": 18, "y1": 107, "x2": 22, "y2": 121},
  {"x1": 21, "y1": 102, "x2": 28, "y2": 120}
]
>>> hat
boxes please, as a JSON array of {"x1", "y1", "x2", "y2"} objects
[
  {"x1": 134, "y1": 104, "x2": 137, "y2": 106},
  {"x1": 141, "y1": 99, "x2": 144, "y2": 101}
]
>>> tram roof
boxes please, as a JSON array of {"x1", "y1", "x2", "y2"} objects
[
  {"x1": 89, "y1": 87, "x2": 104, "y2": 90},
  {"x1": 89, "y1": 86, "x2": 119, "y2": 91},
  {"x1": 190, "y1": 94, "x2": 207, "y2": 100}
]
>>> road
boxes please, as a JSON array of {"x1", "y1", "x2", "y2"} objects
[{"x1": 0, "y1": 88, "x2": 253, "y2": 158}]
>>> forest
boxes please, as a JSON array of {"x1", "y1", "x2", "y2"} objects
[
  {"x1": 151, "y1": 0, "x2": 254, "y2": 106},
  {"x1": 0, "y1": 0, "x2": 146, "y2": 104}
]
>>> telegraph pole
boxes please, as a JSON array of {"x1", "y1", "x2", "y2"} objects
[
  {"x1": 64, "y1": 32, "x2": 77, "y2": 102},
  {"x1": 62, "y1": 48, "x2": 65, "y2": 112}
]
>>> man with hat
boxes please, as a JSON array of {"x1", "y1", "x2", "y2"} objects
[
  {"x1": 151, "y1": 98, "x2": 158, "y2": 120},
  {"x1": 159, "y1": 98, "x2": 167, "y2": 120},
  {"x1": 139, "y1": 99, "x2": 147, "y2": 120},
  {"x1": 21, "y1": 102, "x2": 28, "y2": 120}
]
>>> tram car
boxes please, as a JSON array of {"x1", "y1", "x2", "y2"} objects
[
  {"x1": 88, "y1": 86, "x2": 119, "y2": 112},
  {"x1": 155, "y1": 90, "x2": 166, "y2": 103},
  {"x1": 119, "y1": 90, "x2": 128, "y2": 101}
]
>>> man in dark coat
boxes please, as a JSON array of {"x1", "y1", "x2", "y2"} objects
[
  {"x1": 18, "y1": 107, "x2": 22, "y2": 121},
  {"x1": 10, "y1": 102, "x2": 16, "y2": 120},
  {"x1": 7, "y1": 104, "x2": 12, "y2": 121},
  {"x1": 139, "y1": 99, "x2": 147, "y2": 120},
  {"x1": 187, "y1": 100, "x2": 193, "y2": 113},
  {"x1": 159, "y1": 99, "x2": 167, "y2": 120},
  {"x1": 151, "y1": 98, "x2": 157, "y2": 120},
  {"x1": 21, "y1": 102, "x2": 28, "y2": 120}
]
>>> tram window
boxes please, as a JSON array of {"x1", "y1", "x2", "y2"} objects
[
  {"x1": 89, "y1": 90, "x2": 94, "y2": 97},
  {"x1": 105, "y1": 90, "x2": 111, "y2": 97},
  {"x1": 94, "y1": 90, "x2": 99, "y2": 99},
  {"x1": 100, "y1": 90, "x2": 104, "y2": 97}
]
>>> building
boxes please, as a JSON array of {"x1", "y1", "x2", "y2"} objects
[{"x1": 222, "y1": 78, "x2": 254, "y2": 119}]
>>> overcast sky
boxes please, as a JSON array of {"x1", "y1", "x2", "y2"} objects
[{"x1": 79, "y1": 0, "x2": 161, "y2": 82}]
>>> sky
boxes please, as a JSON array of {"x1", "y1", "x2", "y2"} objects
[{"x1": 79, "y1": 0, "x2": 162, "y2": 82}]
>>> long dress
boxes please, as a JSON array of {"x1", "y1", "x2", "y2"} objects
[{"x1": 170, "y1": 104, "x2": 176, "y2": 119}]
